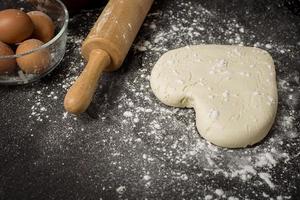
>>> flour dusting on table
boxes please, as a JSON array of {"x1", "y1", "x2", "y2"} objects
[{"x1": 18, "y1": 0, "x2": 300, "y2": 199}]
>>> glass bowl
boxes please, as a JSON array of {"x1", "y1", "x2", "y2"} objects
[{"x1": 0, "y1": 0, "x2": 69, "y2": 85}]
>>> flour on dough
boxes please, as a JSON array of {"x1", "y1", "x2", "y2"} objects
[{"x1": 150, "y1": 45, "x2": 278, "y2": 148}]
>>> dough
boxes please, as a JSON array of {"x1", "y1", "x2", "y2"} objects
[{"x1": 150, "y1": 45, "x2": 278, "y2": 148}]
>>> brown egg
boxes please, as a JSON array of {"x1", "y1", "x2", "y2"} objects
[
  {"x1": 0, "y1": 41, "x2": 17, "y2": 74},
  {"x1": 0, "y1": 9, "x2": 34, "y2": 44},
  {"x1": 27, "y1": 11, "x2": 55, "y2": 43},
  {"x1": 16, "y1": 39, "x2": 50, "y2": 74}
]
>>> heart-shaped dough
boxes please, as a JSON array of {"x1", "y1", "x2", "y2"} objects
[{"x1": 150, "y1": 45, "x2": 278, "y2": 148}]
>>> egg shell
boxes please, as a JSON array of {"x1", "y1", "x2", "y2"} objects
[
  {"x1": 0, "y1": 9, "x2": 34, "y2": 44},
  {"x1": 27, "y1": 11, "x2": 55, "y2": 43},
  {"x1": 16, "y1": 39, "x2": 50, "y2": 74},
  {"x1": 0, "y1": 41, "x2": 17, "y2": 74}
]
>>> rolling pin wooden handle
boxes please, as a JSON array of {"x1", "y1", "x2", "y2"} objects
[{"x1": 64, "y1": 49, "x2": 111, "y2": 114}]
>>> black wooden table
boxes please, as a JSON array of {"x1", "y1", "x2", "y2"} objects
[{"x1": 1, "y1": 0, "x2": 300, "y2": 199}]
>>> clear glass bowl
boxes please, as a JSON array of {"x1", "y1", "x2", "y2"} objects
[{"x1": 0, "y1": 0, "x2": 69, "y2": 85}]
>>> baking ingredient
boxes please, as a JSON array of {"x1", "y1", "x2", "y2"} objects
[
  {"x1": 16, "y1": 39, "x2": 50, "y2": 74},
  {"x1": 27, "y1": 11, "x2": 55, "y2": 43},
  {"x1": 8, "y1": 4, "x2": 296, "y2": 198},
  {"x1": 0, "y1": 9, "x2": 33, "y2": 44},
  {"x1": 150, "y1": 45, "x2": 278, "y2": 148},
  {"x1": 0, "y1": 41, "x2": 17, "y2": 74}
]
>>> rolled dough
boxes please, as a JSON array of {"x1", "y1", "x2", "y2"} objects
[{"x1": 150, "y1": 45, "x2": 278, "y2": 148}]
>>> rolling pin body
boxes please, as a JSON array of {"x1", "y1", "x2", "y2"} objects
[
  {"x1": 82, "y1": 0, "x2": 153, "y2": 70},
  {"x1": 64, "y1": 0, "x2": 153, "y2": 114}
]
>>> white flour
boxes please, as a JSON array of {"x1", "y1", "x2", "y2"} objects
[{"x1": 24, "y1": 0, "x2": 299, "y2": 199}]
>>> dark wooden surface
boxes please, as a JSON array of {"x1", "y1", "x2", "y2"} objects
[{"x1": 1, "y1": 0, "x2": 300, "y2": 199}]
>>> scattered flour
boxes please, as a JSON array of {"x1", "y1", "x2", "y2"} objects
[
  {"x1": 123, "y1": 111, "x2": 134, "y2": 117},
  {"x1": 21, "y1": 0, "x2": 300, "y2": 199},
  {"x1": 258, "y1": 172, "x2": 275, "y2": 189},
  {"x1": 143, "y1": 175, "x2": 151, "y2": 181},
  {"x1": 215, "y1": 189, "x2": 224, "y2": 196},
  {"x1": 116, "y1": 186, "x2": 126, "y2": 194}
]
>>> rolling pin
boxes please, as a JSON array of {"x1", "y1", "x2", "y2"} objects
[{"x1": 64, "y1": 0, "x2": 154, "y2": 114}]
